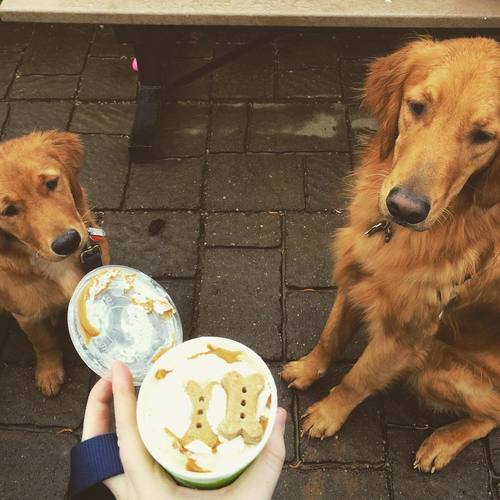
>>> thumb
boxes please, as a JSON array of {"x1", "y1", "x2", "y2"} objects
[{"x1": 230, "y1": 407, "x2": 287, "y2": 500}]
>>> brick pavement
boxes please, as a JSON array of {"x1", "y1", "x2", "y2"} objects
[{"x1": 0, "y1": 22, "x2": 498, "y2": 499}]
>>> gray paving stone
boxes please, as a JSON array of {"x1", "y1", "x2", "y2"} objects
[
  {"x1": 489, "y1": 430, "x2": 500, "y2": 477},
  {"x1": 212, "y1": 43, "x2": 274, "y2": 99},
  {"x1": 297, "y1": 364, "x2": 385, "y2": 464},
  {"x1": 125, "y1": 158, "x2": 202, "y2": 210},
  {"x1": 274, "y1": 467, "x2": 389, "y2": 500},
  {"x1": 79, "y1": 57, "x2": 137, "y2": 100},
  {"x1": 204, "y1": 212, "x2": 281, "y2": 247},
  {"x1": 388, "y1": 428, "x2": 490, "y2": 499},
  {"x1": 215, "y1": 29, "x2": 271, "y2": 45},
  {"x1": 0, "y1": 429, "x2": 75, "y2": 500},
  {"x1": 278, "y1": 32, "x2": 339, "y2": 69},
  {"x1": 1, "y1": 315, "x2": 84, "y2": 368},
  {"x1": 305, "y1": 153, "x2": 352, "y2": 211},
  {"x1": 0, "y1": 364, "x2": 91, "y2": 427},
  {"x1": 20, "y1": 24, "x2": 92, "y2": 75},
  {"x1": 3, "y1": 101, "x2": 72, "y2": 140},
  {"x1": 348, "y1": 104, "x2": 378, "y2": 147},
  {"x1": 0, "y1": 316, "x2": 9, "y2": 353},
  {"x1": 165, "y1": 57, "x2": 212, "y2": 100},
  {"x1": 286, "y1": 290, "x2": 367, "y2": 362},
  {"x1": 341, "y1": 59, "x2": 368, "y2": 104},
  {"x1": 249, "y1": 103, "x2": 349, "y2": 153},
  {"x1": 0, "y1": 103, "x2": 9, "y2": 133},
  {"x1": 91, "y1": 25, "x2": 134, "y2": 57},
  {"x1": 70, "y1": 102, "x2": 136, "y2": 135},
  {"x1": 154, "y1": 102, "x2": 209, "y2": 158},
  {"x1": 285, "y1": 213, "x2": 343, "y2": 288},
  {"x1": 209, "y1": 103, "x2": 247, "y2": 153},
  {"x1": 338, "y1": 29, "x2": 408, "y2": 60},
  {"x1": 0, "y1": 23, "x2": 32, "y2": 53},
  {"x1": 204, "y1": 154, "x2": 305, "y2": 211},
  {"x1": 102, "y1": 211, "x2": 200, "y2": 278},
  {"x1": 279, "y1": 68, "x2": 342, "y2": 99},
  {"x1": 383, "y1": 383, "x2": 456, "y2": 430},
  {"x1": 0, "y1": 52, "x2": 21, "y2": 98},
  {"x1": 195, "y1": 248, "x2": 282, "y2": 360},
  {"x1": 157, "y1": 279, "x2": 195, "y2": 340},
  {"x1": 269, "y1": 364, "x2": 296, "y2": 462},
  {"x1": 80, "y1": 134, "x2": 129, "y2": 209},
  {"x1": 9, "y1": 74, "x2": 79, "y2": 100},
  {"x1": 172, "y1": 30, "x2": 215, "y2": 58}
]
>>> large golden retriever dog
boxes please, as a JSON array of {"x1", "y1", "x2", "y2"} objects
[
  {"x1": 282, "y1": 37, "x2": 499, "y2": 472},
  {"x1": 0, "y1": 131, "x2": 109, "y2": 396}
]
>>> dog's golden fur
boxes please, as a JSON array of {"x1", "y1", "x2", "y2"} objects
[
  {"x1": 0, "y1": 131, "x2": 109, "y2": 396},
  {"x1": 282, "y1": 37, "x2": 500, "y2": 472}
]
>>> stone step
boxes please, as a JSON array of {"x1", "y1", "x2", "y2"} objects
[{"x1": 1, "y1": 0, "x2": 499, "y2": 28}]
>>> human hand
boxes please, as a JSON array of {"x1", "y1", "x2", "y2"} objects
[{"x1": 82, "y1": 362, "x2": 286, "y2": 499}]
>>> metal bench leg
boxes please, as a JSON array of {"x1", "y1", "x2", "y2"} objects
[
  {"x1": 114, "y1": 26, "x2": 170, "y2": 163},
  {"x1": 129, "y1": 42, "x2": 162, "y2": 163}
]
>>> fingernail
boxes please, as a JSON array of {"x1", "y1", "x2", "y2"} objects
[{"x1": 276, "y1": 407, "x2": 287, "y2": 434}]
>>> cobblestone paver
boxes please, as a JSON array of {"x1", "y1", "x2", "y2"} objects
[{"x1": 0, "y1": 22, "x2": 497, "y2": 499}]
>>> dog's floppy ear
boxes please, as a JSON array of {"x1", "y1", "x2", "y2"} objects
[
  {"x1": 471, "y1": 152, "x2": 500, "y2": 209},
  {"x1": 43, "y1": 130, "x2": 85, "y2": 208},
  {"x1": 363, "y1": 40, "x2": 433, "y2": 160}
]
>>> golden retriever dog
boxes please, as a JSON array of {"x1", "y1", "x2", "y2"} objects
[
  {"x1": 0, "y1": 131, "x2": 109, "y2": 397},
  {"x1": 282, "y1": 37, "x2": 499, "y2": 472}
]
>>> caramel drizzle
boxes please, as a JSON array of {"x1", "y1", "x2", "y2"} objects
[
  {"x1": 78, "y1": 281, "x2": 101, "y2": 344},
  {"x1": 164, "y1": 428, "x2": 214, "y2": 472},
  {"x1": 188, "y1": 344, "x2": 242, "y2": 363},
  {"x1": 185, "y1": 457, "x2": 210, "y2": 473},
  {"x1": 259, "y1": 416, "x2": 269, "y2": 432},
  {"x1": 155, "y1": 369, "x2": 172, "y2": 380},
  {"x1": 151, "y1": 339, "x2": 175, "y2": 363},
  {"x1": 266, "y1": 395, "x2": 272, "y2": 409}
]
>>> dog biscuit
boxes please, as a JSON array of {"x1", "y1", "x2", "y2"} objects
[
  {"x1": 180, "y1": 381, "x2": 220, "y2": 450},
  {"x1": 218, "y1": 371, "x2": 265, "y2": 444}
]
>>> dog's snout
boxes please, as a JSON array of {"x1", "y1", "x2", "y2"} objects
[
  {"x1": 386, "y1": 187, "x2": 431, "y2": 224},
  {"x1": 51, "y1": 229, "x2": 81, "y2": 256}
]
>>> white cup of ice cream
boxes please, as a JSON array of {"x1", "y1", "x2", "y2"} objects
[
  {"x1": 137, "y1": 336, "x2": 278, "y2": 489},
  {"x1": 67, "y1": 265, "x2": 183, "y2": 385}
]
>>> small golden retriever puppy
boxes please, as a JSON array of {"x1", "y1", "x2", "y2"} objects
[
  {"x1": 282, "y1": 37, "x2": 499, "y2": 472},
  {"x1": 0, "y1": 131, "x2": 109, "y2": 396}
]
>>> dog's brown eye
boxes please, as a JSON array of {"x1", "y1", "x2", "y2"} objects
[
  {"x1": 470, "y1": 129, "x2": 493, "y2": 145},
  {"x1": 409, "y1": 101, "x2": 425, "y2": 117},
  {"x1": 46, "y1": 178, "x2": 58, "y2": 191},
  {"x1": 2, "y1": 205, "x2": 18, "y2": 217}
]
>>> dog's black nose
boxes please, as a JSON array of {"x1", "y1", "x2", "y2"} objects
[
  {"x1": 51, "y1": 229, "x2": 81, "y2": 255},
  {"x1": 386, "y1": 187, "x2": 431, "y2": 224}
]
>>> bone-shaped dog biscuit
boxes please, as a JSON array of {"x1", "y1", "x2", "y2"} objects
[
  {"x1": 180, "y1": 381, "x2": 219, "y2": 450},
  {"x1": 218, "y1": 371, "x2": 266, "y2": 445}
]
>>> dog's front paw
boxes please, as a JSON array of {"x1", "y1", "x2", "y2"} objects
[
  {"x1": 414, "y1": 431, "x2": 459, "y2": 473},
  {"x1": 35, "y1": 363, "x2": 65, "y2": 397},
  {"x1": 301, "y1": 392, "x2": 347, "y2": 439},
  {"x1": 281, "y1": 353, "x2": 329, "y2": 391}
]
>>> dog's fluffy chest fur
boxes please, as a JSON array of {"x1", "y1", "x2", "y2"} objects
[{"x1": 31, "y1": 255, "x2": 84, "y2": 300}]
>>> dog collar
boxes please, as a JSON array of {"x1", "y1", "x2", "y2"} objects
[{"x1": 80, "y1": 227, "x2": 105, "y2": 273}]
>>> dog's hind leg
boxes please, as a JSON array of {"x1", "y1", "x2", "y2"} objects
[
  {"x1": 281, "y1": 291, "x2": 361, "y2": 390},
  {"x1": 412, "y1": 343, "x2": 500, "y2": 472},
  {"x1": 415, "y1": 417, "x2": 496, "y2": 473}
]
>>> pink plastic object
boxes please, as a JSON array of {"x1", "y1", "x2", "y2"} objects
[{"x1": 131, "y1": 57, "x2": 138, "y2": 72}]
